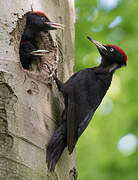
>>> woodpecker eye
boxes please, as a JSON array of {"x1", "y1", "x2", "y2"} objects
[
  {"x1": 41, "y1": 17, "x2": 46, "y2": 21},
  {"x1": 110, "y1": 48, "x2": 114, "y2": 52}
]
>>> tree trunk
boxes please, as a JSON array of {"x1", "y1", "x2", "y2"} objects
[{"x1": 0, "y1": 0, "x2": 76, "y2": 179}]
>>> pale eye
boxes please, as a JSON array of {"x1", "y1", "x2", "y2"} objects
[
  {"x1": 41, "y1": 17, "x2": 46, "y2": 21},
  {"x1": 110, "y1": 48, "x2": 114, "y2": 52}
]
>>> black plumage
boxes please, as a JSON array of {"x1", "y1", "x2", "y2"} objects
[
  {"x1": 19, "y1": 11, "x2": 64, "y2": 69},
  {"x1": 46, "y1": 36, "x2": 128, "y2": 171}
]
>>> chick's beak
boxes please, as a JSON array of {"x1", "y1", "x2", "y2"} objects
[
  {"x1": 45, "y1": 22, "x2": 64, "y2": 29},
  {"x1": 87, "y1": 36, "x2": 107, "y2": 54}
]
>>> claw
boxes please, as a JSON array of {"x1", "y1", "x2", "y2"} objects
[
  {"x1": 23, "y1": 62, "x2": 55, "y2": 82},
  {"x1": 30, "y1": 50, "x2": 49, "y2": 56},
  {"x1": 42, "y1": 63, "x2": 55, "y2": 79}
]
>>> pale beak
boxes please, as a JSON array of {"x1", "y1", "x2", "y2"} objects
[
  {"x1": 46, "y1": 22, "x2": 64, "y2": 29},
  {"x1": 87, "y1": 36, "x2": 107, "y2": 51},
  {"x1": 30, "y1": 50, "x2": 49, "y2": 56}
]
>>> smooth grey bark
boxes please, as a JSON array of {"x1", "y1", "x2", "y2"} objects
[{"x1": 0, "y1": 0, "x2": 76, "y2": 179}]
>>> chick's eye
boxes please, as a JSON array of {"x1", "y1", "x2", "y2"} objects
[
  {"x1": 110, "y1": 48, "x2": 114, "y2": 52},
  {"x1": 41, "y1": 17, "x2": 46, "y2": 21}
]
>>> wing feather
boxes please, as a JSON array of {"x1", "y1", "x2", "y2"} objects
[{"x1": 65, "y1": 68, "x2": 111, "y2": 153}]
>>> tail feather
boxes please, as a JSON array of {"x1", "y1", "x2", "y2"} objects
[{"x1": 46, "y1": 123, "x2": 66, "y2": 171}]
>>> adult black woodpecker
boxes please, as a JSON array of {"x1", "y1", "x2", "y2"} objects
[
  {"x1": 46, "y1": 36, "x2": 128, "y2": 171},
  {"x1": 19, "y1": 11, "x2": 64, "y2": 70}
]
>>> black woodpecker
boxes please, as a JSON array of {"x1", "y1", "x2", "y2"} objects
[
  {"x1": 46, "y1": 36, "x2": 128, "y2": 171},
  {"x1": 19, "y1": 11, "x2": 64, "y2": 70}
]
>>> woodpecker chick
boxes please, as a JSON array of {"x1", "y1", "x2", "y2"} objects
[
  {"x1": 19, "y1": 11, "x2": 64, "y2": 75},
  {"x1": 46, "y1": 36, "x2": 128, "y2": 171}
]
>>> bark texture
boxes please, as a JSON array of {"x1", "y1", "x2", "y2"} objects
[{"x1": 0, "y1": 0, "x2": 76, "y2": 179}]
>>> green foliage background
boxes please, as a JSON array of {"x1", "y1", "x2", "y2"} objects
[{"x1": 75, "y1": 0, "x2": 138, "y2": 179}]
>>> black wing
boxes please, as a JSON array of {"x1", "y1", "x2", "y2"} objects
[{"x1": 64, "y1": 68, "x2": 108, "y2": 153}]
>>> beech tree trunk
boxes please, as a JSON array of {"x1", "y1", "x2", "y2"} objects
[{"x1": 0, "y1": 0, "x2": 76, "y2": 179}]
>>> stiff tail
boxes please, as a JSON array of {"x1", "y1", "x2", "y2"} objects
[{"x1": 46, "y1": 122, "x2": 66, "y2": 171}]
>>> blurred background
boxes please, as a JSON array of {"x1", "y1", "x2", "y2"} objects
[{"x1": 75, "y1": 0, "x2": 138, "y2": 179}]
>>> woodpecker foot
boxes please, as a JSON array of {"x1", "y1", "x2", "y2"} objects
[
  {"x1": 22, "y1": 62, "x2": 55, "y2": 84},
  {"x1": 30, "y1": 50, "x2": 49, "y2": 56},
  {"x1": 42, "y1": 63, "x2": 55, "y2": 79}
]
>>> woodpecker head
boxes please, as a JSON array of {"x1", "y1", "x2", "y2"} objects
[
  {"x1": 87, "y1": 36, "x2": 128, "y2": 71},
  {"x1": 26, "y1": 11, "x2": 64, "y2": 31}
]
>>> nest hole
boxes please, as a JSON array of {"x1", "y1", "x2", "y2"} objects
[{"x1": 10, "y1": 12, "x2": 58, "y2": 81}]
